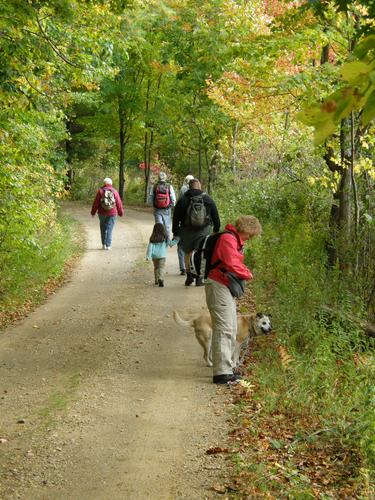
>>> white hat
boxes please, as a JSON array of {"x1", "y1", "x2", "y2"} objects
[
  {"x1": 159, "y1": 172, "x2": 167, "y2": 182},
  {"x1": 184, "y1": 174, "x2": 194, "y2": 184},
  {"x1": 103, "y1": 177, "x2": 112, "y2": 185}
]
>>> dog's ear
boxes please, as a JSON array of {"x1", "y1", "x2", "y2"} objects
[
  {"x1": 267, "y1": 314, "x2": 272, "y2": 319},
  {"x1": 256, "y1": 312, "x2": 262, "y2": 318}
]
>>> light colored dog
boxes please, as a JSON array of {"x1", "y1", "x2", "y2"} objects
[{"x1": 173, "y1": 310, "x2": 272, "y2": 367}]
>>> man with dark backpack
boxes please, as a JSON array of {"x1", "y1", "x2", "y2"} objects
[
  {"x1": 150, "y1": 172, "x2": 176, "y2": 238},
  {"x1": 172, "y1": 178, "x2": 220, "y2": 286},
  {"x1": 91, "y1": 178, "x2": 124, "y2": 250}
]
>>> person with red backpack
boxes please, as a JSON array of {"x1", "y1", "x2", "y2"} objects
[
  {"x1": 91, "y1": 178, "x2": 124, "y2": 250},
  {"x1": 150, "y1": 172, "x2": 176, "y2": 238}
]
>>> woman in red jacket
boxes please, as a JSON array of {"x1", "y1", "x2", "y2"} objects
[
  {"x1": 205, "y1": 215, "x2": 262, "y2": 384},
  {"x1": 91, "y1": 178, "x2": 124, "y2": 250}
]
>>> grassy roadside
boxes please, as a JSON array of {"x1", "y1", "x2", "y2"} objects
[
  {"x1": 0, "y1": 209, "x2": 84, "y2": 331},
  {"x1": 217, "y1": 333, "x2": 374, "y2": 499}
]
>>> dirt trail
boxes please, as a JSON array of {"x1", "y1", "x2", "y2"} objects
[{"x1": 0, "y1": 204, "x2": 230, "y2": 500}]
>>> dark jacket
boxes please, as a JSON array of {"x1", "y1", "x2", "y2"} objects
[{"x1": 172, "y1": 188, "x2": 220, "y2": 236}]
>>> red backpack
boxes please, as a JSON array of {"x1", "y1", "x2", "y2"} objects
[{"x1": 154, "y1": 182, "x2": 171, "y2": 209}]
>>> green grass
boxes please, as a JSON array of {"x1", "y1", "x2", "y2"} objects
[
  {"x1": 0, "y1": 209, "x2": 84, "y2": 330},
  {"x1": 38, "y1": 373, "x2": 82, "y2": 423}
]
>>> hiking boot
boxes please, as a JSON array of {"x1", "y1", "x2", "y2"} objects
[
  {"x1": 184, "y1": 273, "x2": 194, "y2": 286},
  {"x1": 213, "y1": 374, "x2": 242, "y2": 385},
  {"x1": 180, "y1": 269, "x2": 186, "y2": 276},
  {"x1": 158, "y1": 280, "x2": 164, "y2": 287},
  {"x1": 195, "y1": 277, "x2": 204, "y2": 287}
]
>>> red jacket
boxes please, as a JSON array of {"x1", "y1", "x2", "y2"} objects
[
  {"x1": 91, "y1": 184, "x2": 124, "y2": 217},
  {"x1": 207, "y1": 224, "x2": 253, "y2": 287}
]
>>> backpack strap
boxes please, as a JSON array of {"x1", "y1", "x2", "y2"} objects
[{"x1": 205, "y1": 230, "x2": 242, "y2": 278}]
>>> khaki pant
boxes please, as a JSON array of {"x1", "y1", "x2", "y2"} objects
[
  {"x1": 205, "y1": 279, "x2": 237, "y2": 376},
  {"x1": 153, "y1": 258, "x2": 166, "y2": 283}
]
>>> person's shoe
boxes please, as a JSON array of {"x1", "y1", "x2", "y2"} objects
[
  {"x1": 105, "y1": 246, "x2": 111, "y2": 250},
  {"x1": 195, "y1": 277, "x2": 204, "y2": 287},
  {"x1": 155, "y1": 280, "x2": 158, "y2": 285},
  {"x1": 158, "y1": 280, "x2": 164, "y2": 287},
  {"x1": 213, "y1": 373, "x2": 242, "y2": 385},
  {"x1": 185, "y1": 273, "x2": 194, "y2": 286},
  {"x1": 180, "y1": 269, "x2": 186, "y2": 276}
]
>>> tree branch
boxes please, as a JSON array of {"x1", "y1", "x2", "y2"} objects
[{"x1": 36, "y1": 15, "x2": 83, "y2": 69}]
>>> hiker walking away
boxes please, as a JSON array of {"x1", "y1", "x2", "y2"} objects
[
  {"x1": 150, "y1": 172, "x2": 176, "y2": 239},
  {"x1": 172, "y1": 178, "x2": 220, "y2": 287},
  {"x1": 91, "y1": 177, "x2": 124, "y2": 250},
  {"x1": 146, "y1": 222, "x2": 177, "y2": 287},
  {"x1": 177, "y1": 174, "x2": 194, "y2": 275},
  {"x1": 205, "y1": 216, "x2": 262, "y2": 384}
]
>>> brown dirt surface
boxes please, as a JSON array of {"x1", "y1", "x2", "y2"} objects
[{"x1": 0, "y1": 204, "x2": 231, "y2": 500}]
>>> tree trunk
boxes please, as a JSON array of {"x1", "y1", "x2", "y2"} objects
[
  {"x1": 119, "y1": 107, "x2": 126, "y2": 201},
  {"x1": 231, "y1": 121, "x2": 238, "y2": 173},
  {"x1": 338, "y1": 118, "x2": 352, "y2": 242},
  {"x1": 208, "y1": 144, "x2": 220, "y2": 194},
  {"x1": 198, "y1": 135, "x2": 202, "y2": 181}
]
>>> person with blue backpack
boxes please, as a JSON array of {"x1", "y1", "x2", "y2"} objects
[{"x1": 172, "y1": 178, "x2": 220, "y2": 287}]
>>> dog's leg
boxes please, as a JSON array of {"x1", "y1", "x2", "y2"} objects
[
  {"x1": 232, "y1": 342, "x2": 241, "y2": 368},
  {"x1": 195, "y1": 333, "x2": 213, "y2": 367},
  {"x1": 238, "y1": 337, "x2": 252, "y2": 367},
  {"x1": 207, "y1": 338, "x2": 213, "y2": 367},
  {"x1": 204, "y1": 349, "x2": 213, "y2": 367}
]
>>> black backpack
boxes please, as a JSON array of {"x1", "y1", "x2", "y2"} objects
[
  {"x1": 189, "y1": 230, "x2": 240, "y2": 279},
  {"x1": 185, "y1": 193, "x2": 209, "y2": 227}
]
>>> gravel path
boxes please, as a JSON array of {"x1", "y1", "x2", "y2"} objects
[{"x1": 0, "y1": 204, "x2": 230, "y2": 500}]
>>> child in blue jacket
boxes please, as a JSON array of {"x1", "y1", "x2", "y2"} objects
[{"x1": 146, "y1": 223, "x2": 176, "y2": 287}]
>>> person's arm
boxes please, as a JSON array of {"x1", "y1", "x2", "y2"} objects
[
  {"x1": 147, "y1": 185, "x2": 155, "y2": 206},
  {"x1": 169, "y1": 185, "x2": 176, "y2": 206},
  {"x1": 91, "y1": 190, "x2": 101, "y2": 216},
  {"x1": 216, "y1": 235, "x2": 252, "y2": 280},
  {"x1": 115, "y1": 190, "x2": 124, "y2": 216},
  {"x1": 146, "y1": 243, "x2": 153, "y2": 260},
  {"x1": 172, "y1": 198, "x2": 183, "y2": 236},
  {"x1": 208, "y1": 198, "x2": 220, "y2": 232}
]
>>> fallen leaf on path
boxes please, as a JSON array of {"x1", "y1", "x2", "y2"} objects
[
  {"x1": 211, "y1": 483, "x2": 227, "y2": 493},
  {"x1": 206, "y1": 446, "x2": 229, "y2": 455}
]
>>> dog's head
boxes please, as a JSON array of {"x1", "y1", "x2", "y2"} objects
[{"x1": 254, "y1": 313, "x2": 272, "y2": 336}]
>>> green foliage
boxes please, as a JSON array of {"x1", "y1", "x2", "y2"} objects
[
  {"x1": 0, "y1": 209, "x2": 83, "y2": 326},
  {"x1": 214, "y1": 171, "x2": 375, "y2": 480},
  {"x1": 299, "y1": 35, "x2": 375, "y2": 143}
]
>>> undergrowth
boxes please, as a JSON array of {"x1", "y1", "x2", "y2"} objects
[
  {"x1": 0, "y1": 208, "x2": 84, "y2": 330},
  {"x1": 213, "y1": 173, "x2": 375, "y2": 496}
]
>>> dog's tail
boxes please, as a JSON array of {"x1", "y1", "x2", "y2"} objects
[{"x1": 173, "y1": 310, "x2": 194, "y2": 330}]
